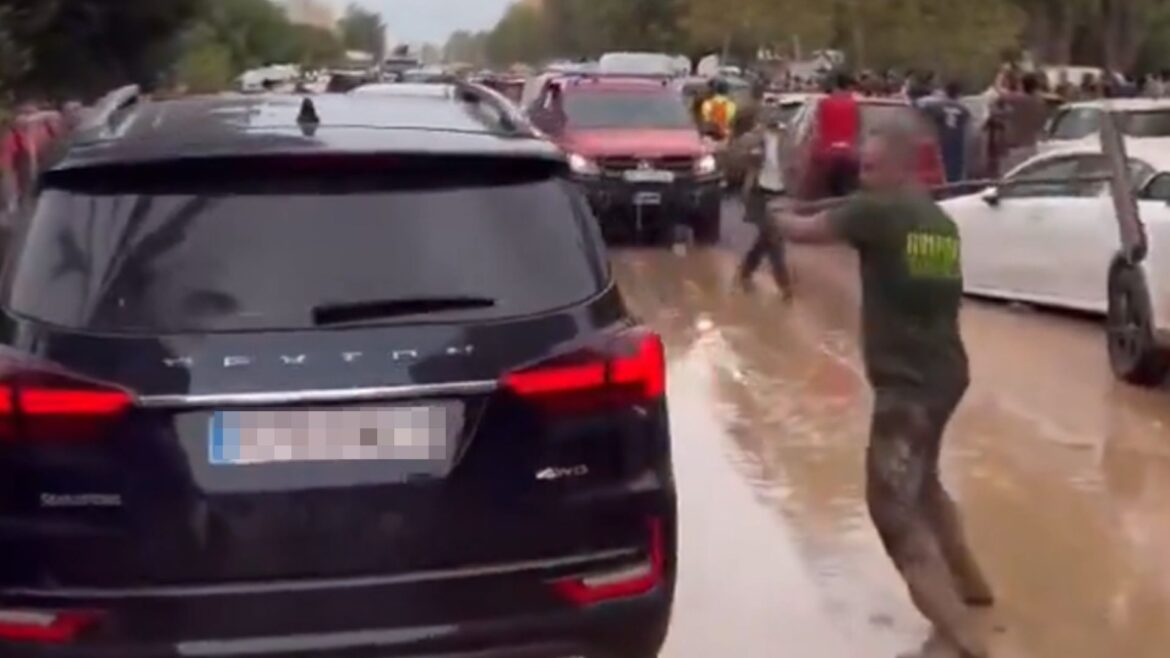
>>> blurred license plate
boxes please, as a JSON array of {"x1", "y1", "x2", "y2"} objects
[
  {"x1": 633, "y1": 191, "x2": 662, "y2": 206},
  {"x1": 624, "y1": 169, "x2": 674, "y2": 183},
  {"x1": 208, "y1": 404, "x2": 460, "y2": 465}
]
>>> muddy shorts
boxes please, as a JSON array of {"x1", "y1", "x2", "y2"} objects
[{"x1": 865, "y1": 384, "x2": 965, "y2": 560}]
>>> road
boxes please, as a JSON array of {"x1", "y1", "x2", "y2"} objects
[{"x1": 616, "y1": 202, "x2": 1170, "y2": 658}]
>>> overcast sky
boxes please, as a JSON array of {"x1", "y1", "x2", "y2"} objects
[{"x1": 323, "y1": 0, "x2": 515, "y2": 44}]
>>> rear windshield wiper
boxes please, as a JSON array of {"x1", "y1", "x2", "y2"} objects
[{"x1": 311, "y1": 296, "x2": 497, "y2": 326}]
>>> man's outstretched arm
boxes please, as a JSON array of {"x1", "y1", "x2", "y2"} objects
[{"x1": 768, "y1": 203, "x2": 840, "y2": 244}]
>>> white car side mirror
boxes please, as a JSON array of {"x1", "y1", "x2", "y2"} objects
[{"x1": 981, "y1": 187, "x2": 1001, "y2": 207}]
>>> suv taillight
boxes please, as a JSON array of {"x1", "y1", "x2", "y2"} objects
[
  {"x1": 0, "y1": 368, "x2": 131, "y2": 443},
  {"x1": 503, "y1": 328, "x2": 665, "y2": 413}
]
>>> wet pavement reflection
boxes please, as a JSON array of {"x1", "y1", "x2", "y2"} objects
[{"x1": 617, "y1": 212, "x2": 1170, "y2": 658}]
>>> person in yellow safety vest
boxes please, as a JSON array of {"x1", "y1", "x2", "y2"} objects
[{"x1": 701, "y1": 79, "x2": 738, "y2": 141}]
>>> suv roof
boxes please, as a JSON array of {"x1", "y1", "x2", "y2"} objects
[{"x1": 58, "y1": 87, "x2": 560, "y2": 171}]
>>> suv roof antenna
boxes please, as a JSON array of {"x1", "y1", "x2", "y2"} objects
[{"x1": 297, "y1": 98, "x2": 320, "y2": 126}]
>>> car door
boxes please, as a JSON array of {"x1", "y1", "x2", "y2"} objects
[
  {"x1": 1136, "y1": 172, "x2": 1170, "y2": 328},
  {"x1": 1027, "y1": 154, "x2": 1138, "y2": 311},
  {"x1": 972, "y1": 155, "x2": 1082, "y2": 298}
]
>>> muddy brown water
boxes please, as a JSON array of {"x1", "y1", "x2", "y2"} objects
[{"x1": 612, "y1": 237, "x2": 1170, "y2": 658}]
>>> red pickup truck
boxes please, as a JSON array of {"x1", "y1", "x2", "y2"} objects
[{"x1": 527, "y1": 74, "x2": 723, "y2": 244}]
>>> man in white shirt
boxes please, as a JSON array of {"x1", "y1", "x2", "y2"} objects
[{"x1": 737, "y1": 110, "x2": 793, "y2": 298}]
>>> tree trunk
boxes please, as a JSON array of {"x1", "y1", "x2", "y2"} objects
[{"x1": 848, "y1": 0, "x2": 865, "y2": 69}]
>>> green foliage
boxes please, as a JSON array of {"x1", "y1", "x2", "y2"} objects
[
  {"x1": 290, "y1": 25, "x2": 346, "y2": 68},
  {"x1": 176, "y1": 37, "x2": 234, "y2": 93},
  {"x1": 444, "y1": 30, "x2": 490, "y2": 65},
  {"x1": 479, "y1": 0, "x2": 1170, "y2": 79},
  {"x1": 0, "y1": 7, "x2": 30, "y2": 101},
  {"x1": 337, "y1": 4, "x2": 387, "y2": 61},
  {"x1": 484, "y1": 3, "x2": 548, "y2": 65},
  {"x1": 178, "y1": 0, "x2": 347, "y2": 89},
  {"x1": 1, "y1": 0, "x2": 203, "y2": 99}
]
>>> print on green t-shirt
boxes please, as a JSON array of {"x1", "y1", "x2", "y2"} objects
[
  {"x1": 827, "y1": 190, "x2": 969, "y2": 389},
  {"x1": 905, "y1": 232, "x2": 961, "y2": 280}
]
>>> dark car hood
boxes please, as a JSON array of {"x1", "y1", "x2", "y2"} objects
[{"x1": 560, "y1": 129, "x2": 704, "y2": 158}]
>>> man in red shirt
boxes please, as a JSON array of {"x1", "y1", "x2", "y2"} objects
[{"x1": 816, "y1": 72, "x2": 861, "y2": 198}]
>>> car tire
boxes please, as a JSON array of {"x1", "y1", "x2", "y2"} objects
[
  {"x1": 1107, "y1": 263, "x2": 1170, "y2": 386},
  {"x1": 693, "y1": 200, "x2": 722, "y2": 245}
]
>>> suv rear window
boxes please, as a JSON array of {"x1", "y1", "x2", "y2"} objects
[{"x1": 5, "y1": 158, "x2": 607, "y2": 333}]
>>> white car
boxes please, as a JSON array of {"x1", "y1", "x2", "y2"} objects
[
  {"x1": 943, "y1": 141, "x2": 1170, "y2": 385},
  {"x1": 1039, "y1": 98, "x2": 1170, "y2": 155}
]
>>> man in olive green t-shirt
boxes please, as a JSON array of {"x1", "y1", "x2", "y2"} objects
[{"x1": 770, "y1": 126, "x2": 994, "y2": 658}]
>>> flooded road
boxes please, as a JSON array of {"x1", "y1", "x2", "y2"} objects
[{"x1": 622, "y1": 213, "x2": 1170, "y2": 658}]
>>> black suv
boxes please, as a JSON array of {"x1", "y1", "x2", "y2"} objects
[{"x1": 0, "y1": 84, "x2": 676, "y2": 658}]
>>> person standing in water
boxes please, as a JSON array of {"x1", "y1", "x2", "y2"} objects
[
  {"x1": 770, "y1": 124, "x2": 995, "y2": 658},
  {"x1": 736, "y1": 107, "x2": 793, "y2": 298}
]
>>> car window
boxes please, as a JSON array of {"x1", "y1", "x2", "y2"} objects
[
  {"x1": 1118, "y1": 110, "x2": 1170, "y2": 138},
  {"x1": 1003, "y1": 156, "x2": 1082, "y2": 198},
  {"x1": 6, "y1": 161, "x2": 607, "y2": 334},
  {"x1": 1077, "y1": 156, "x2": 1156, "y2": 196},
  {"x1": 563, "y1": 90, "x2": 693, "y2": 130},
  {"x1": 1049, "y1": 108, "x2": 1101, "y2": 140},
  {"x1": 792, "y1": 101, "x2": 816, "y2": 144},
  {"x1": 1141, "y1": 173, "x2": 1170, "y2": 202},
  {"x1": 777, "y1": 102, "x2": 804, "y2": 126},
  {"x1": 1068, "y1": 154, "x2": 1115, "y2": 197}
]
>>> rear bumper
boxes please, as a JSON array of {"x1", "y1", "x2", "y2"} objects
[
  {"x1": 5, "y1": 587, "x2": 672, "y2": 658},
  {"x1": 575, "y1": 174, "x2": 721, "y2": 233},
  {"x1": 2, "y1": 592, "x2": 669, "y2": 650},
  {"x1": 0, "y1": 502, "x2": 676, "y2": 658}
]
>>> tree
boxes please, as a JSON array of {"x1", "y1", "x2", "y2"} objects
[
  {"x1": 194, "y1": 0, "x2": 300, "y2": 72},
  {"x1": 485, "y1": 3, "x2": 548, "y2": 65},
  {"x1": 444, "y1": 30, "x2": 489, "y2": 65},
  {"x1": 288, "y1": 24, "x2": 345, "y2": 68},
  {"x1": 1, "y1": 0, "x2": 203, "y2": 99},
  {"x1": 337, "y1": 4, "x2": 387, "y2": 61},
  {"x1": 175, "y1": 29, "x2": 234, "y2": 93},
  {"x1": 0, "y1": 7, "x2": 31, "y2": 103}
]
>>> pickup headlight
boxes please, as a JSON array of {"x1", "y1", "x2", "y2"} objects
[
  {"x1": 694, "y1": 154, "x2": 718, "y2": 176},
  {"x1": 568, "y1": 153, "x2": 600, "y2": 176}
]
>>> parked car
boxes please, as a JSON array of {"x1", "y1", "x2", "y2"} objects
[
  {"x1": 939, "y1": 141, "x2": 1170, "y2": 385},
  {"x1": 1039, "y1": 98, "x2": 1170, "y2": 155},
  {"x1": 528, "y1": 74, "x2": 722, "y2": 244},
  {"x1": 0, "y1": 85, "x2": 677, "y2": 658},
  {"x1": 782, "y1": 96, "x2": 945, "y2": 200}
]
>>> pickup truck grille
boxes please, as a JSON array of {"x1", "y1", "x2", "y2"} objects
[{"x1": 597, "y1": 156, "x2": 696, "y2": 174}]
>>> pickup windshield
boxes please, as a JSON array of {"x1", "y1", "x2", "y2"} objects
[{"x1": 564, "y1": 91, "x2": 694, "y2": 130}]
